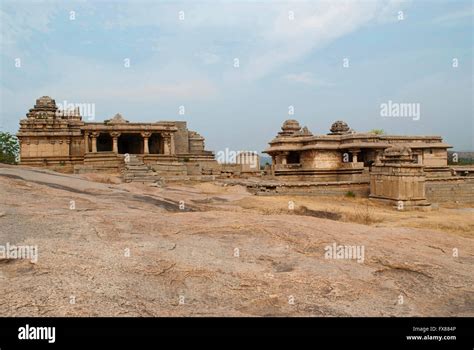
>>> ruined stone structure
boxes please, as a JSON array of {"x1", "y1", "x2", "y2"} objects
[
  {"x1": 265, "y1": 120, "x2": 451, "y2": 182},
  {"x1": 369, "y1": 146, "x2": 430, "y2": 208},
  {"x1": 249, "y1": 119, "x2": 473, "y2": 206},
  {"x1": 17, "y1": 96, "x2": 217, "y2": 175},
  {"x1": 236, "y1": 151, "x2": 260, "y2": 174},
  {"x1": 15, "y1": 99, "x2": 473, "y2": 206}
]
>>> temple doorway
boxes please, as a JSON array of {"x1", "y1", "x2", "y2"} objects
[
  {"x1": 118, "y1": 134, "x2": 142, "y2": 154},
  {"x1": 359, "y1": 149, "x2": 376, "y2": 167},
  {"x1": 97, "y1": 133, "x2": 112, "y2": 152},
  {"x1": 287, "y1": 151, "x2": 300, "y2": 164},
  {"x1": 149, "y1": 133, "x2": 163, "y2": 154}
]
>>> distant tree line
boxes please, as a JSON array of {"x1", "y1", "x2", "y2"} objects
[{"x1": 448, "y1": 151, "x2": 474, "y2": 165}]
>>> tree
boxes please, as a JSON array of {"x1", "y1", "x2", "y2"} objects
[
  {"x1": 0, "y1": 131, "x2": 20, "y2": 164},
  {"x1": 369, "y1": 129, "x2": 385, "y2": 135}
]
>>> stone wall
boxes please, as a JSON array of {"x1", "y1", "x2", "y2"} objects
[
  {"x1": 150, "y1": 162, "x2": 187, "y2": 176},
  {"x1": 426, "y1": 177, "x2": 474, "y2": 203},
  {"x1": 301, "y1": 149, "x2": 341, "y2": 169},
  {"x1": 238, "y1": 176, "x2": 474, "y2": 204},
  {"x1": 173, "y1": 121, "x2": 190, "y2": 154},
  {"x1": 188, "y1": 131, "x2": 205, "y2": 153},
  {"x1": 369, "y1": 164, "x2": 427, "y2": 206},
  {"x1": 184, "y1": 161, "x2": 221, "y2": 176},
  {"x1": 422, "y1": 148, "x2": 448, "y2": 167},
  {"x1": 245, "y1": 180, "x2": 370, "y2": 197},
  {"x1": 21, "y1": 138, "x2": 69, "y2": 158},
  {"x1": 274, "y1": 163, "x2": 366, "y2": 182}
]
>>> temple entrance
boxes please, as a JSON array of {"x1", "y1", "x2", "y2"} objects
[
  {"x1": 359, "y1": 149, "x2": 376, "y2": 167},
  {"x1": 287, "y1": 151, "x2": 300, "y2": 164},
  {"x1": 97, "y1": 133, "x2": 112, "y2": 152},
  {"x1": 118, "y1": 134, "x2": 142, "y2": 154},
  {"x1": 149, "y1": 133, "x2": 163, "y2": 154}
]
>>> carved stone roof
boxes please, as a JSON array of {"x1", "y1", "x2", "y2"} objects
[
  {"x1": 188, "y1": 130, "x2": 204, "y2": 140},
  {"x1": 106, "y1": 113, "x2": 129, "y2": 124},
  {"x1": 384, "y1": 145, "x2": 412, "y2": 157},
  {"x1": 278, "y1": 119, "x2": 301, "y2": 136},
  {"x1": 329, "y1": 120, "x2": 351, "y2": 135},
  {"x1": 26, "y1": 96, "x2": 58, "y2": 119},
  {"x1": 35, "y1": 96, "x2": 56, "y2": 108},
  {"x1": 295, "y1": 126, "x2": 313, "y2": 136},
  {"x1": 381, "y1": 146, "x2": 415, "y2": 164},
  {"x1": 282, "y1": 119, "x2": 300, "y2": 131}
]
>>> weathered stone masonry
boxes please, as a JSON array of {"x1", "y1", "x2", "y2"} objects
[{"x1": 17, "y1": 96, "x2": 216, "y2": 174}]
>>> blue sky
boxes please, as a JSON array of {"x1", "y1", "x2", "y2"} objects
[{"x1": 1, "y1": 0, "x2": 473, "y2": 153}]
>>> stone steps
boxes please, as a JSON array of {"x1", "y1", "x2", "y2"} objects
[{"x1": 122, "y1": 155, "x2": 161, "y2": 183}]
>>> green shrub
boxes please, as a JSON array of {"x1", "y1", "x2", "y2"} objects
[
  {"x1": 345, "y1": 191, "x2": 356, "y2": 198},
  {"x1": 0, "y1": 131, "x2": 20, "y2": 164},
  {"x1": 369, "y1": 129, "x2": 385, "y2": 135}
]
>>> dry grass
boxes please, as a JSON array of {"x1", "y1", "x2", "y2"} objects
[
  {"x1": 233, "y1": 194, "x2": 473, "y2": 234},
  {"x1": 342, "y1": 202, "x2": 385, "y2": 225},
  {"x1": 402, "y1": 218, "x2": 474, "y2": 237}
]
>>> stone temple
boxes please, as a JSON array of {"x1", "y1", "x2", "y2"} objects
[
  {"x1": 17, "y1": 96, "x2": 219, "y2": 177},
  {"x1": 15, "y1": 97, "x2": 473, "y2": 208},
  {"x1": 265, "y1": 119, "x2": 452, "y2": 181},
  {"x1": 257, "y1": 119, "x2": 472, "y2": 208}
]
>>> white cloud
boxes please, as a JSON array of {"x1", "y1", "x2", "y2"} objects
[
  {"x1": 0, "y1": 0, "x2": 413, "y2": 97},
  {"x1": 85, "y1": 1, "x2": 411, "y2": 81},
  {"x1": 195, "y1": 52, "x2": 221, "y2": 65},
  {"x1": 241, "y1": 0, "x2": 410, "y2": 80},
  {"x1": 16, "y1": 53, "x2": 219, "y2": 108},
  {"x1": 0, "y1": 1, "x2": 59, "y2": 57},
  {"x1": 283, "y1": 72, "x2": 333, "y2": 87}
]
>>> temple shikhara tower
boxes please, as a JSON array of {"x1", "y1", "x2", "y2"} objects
[{"x1": 17, "y1": 96, "x2": 217, "y2": 175}]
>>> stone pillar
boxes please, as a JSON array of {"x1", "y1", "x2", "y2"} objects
[
  {"x1": 84, "y1": 132, "x2": 89, "y2": 153},
  {"x1": 416, "y1": 153, "x2": 423, "y2": 165},
  {"x1": 141, "y1": 132, "x2": 151, "y2": 154},
  {"x1": 163, "y1": 132, "x2": 171, "y2": 155},
  {"x1": 274, "y1": 153, "x2": 287, "y2": 166},
  {"x1": 350, "y1": 149, "x2": 360, "y2": 163},
  {"x1": 66, "y1": 139, "x2": 71, "y2": 157},
  {"x1": 281, "y1": 152, "x2": 288, "y2": 165},
  {"x1": 91, "y1": 132, "x2": 100, "y2": 153},
  {"x1": 375, "y1": 149, "x2": 382, "y2": 164},
  {"x1": 110, "y1": 132, "x2": 121, "y2": 153},
  {"x1": 170, "y1": 133, "x2": 175, "y2": 155}
]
